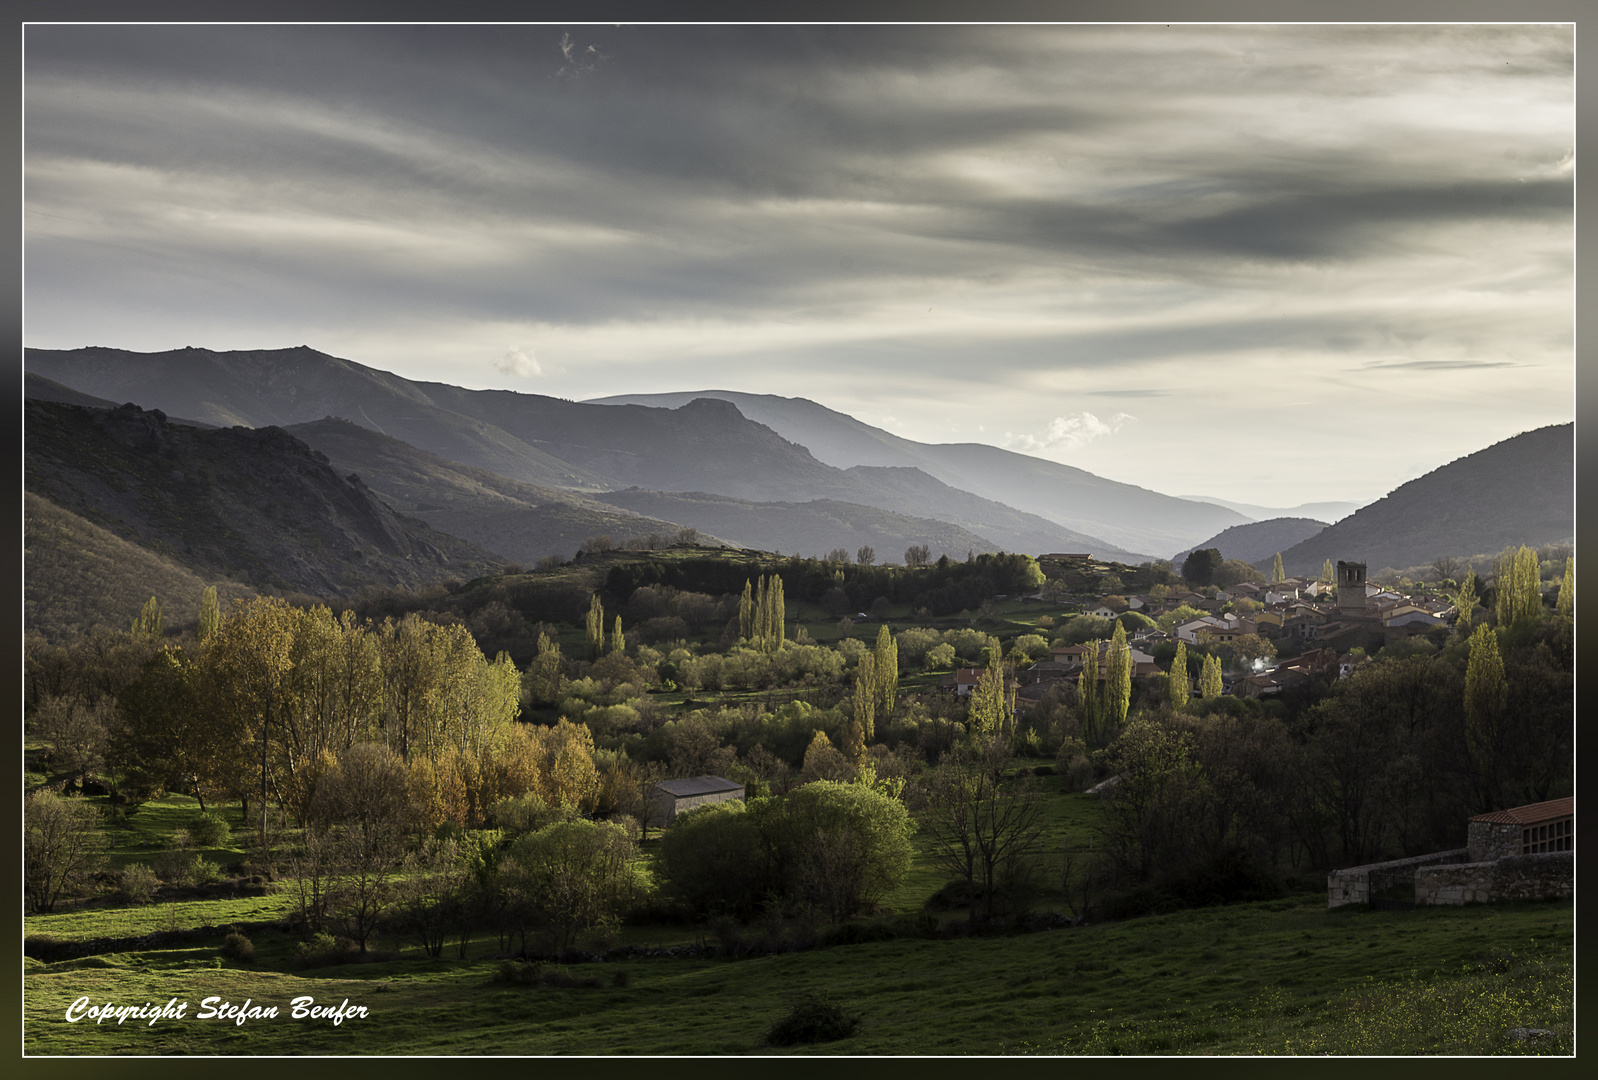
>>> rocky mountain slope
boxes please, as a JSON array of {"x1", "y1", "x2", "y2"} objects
[
  {"x1": 1268, "y1": 424, "x2": 1574, "y2": 577},
  {"x1": 587, "y1": 388, "x2": 1250, "y2": 555},
  {"x1": 25, "y1": 398, "x2": 506, "y2": 599},
  {"x1": 27, "y1": 346, "x2": 1143, "y2": 561}
]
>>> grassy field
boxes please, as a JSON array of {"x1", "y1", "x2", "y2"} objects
[{"x1": 25, "y1": 891, "x2": 1572, "y2": 1055}]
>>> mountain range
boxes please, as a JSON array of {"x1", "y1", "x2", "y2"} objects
[
  {"x1": 22, "y1": 347, "x2": 1574, "y2": 630},
  {"x1": 588, "y1": 389, "x2": 1253, "y2": 556},
  {"x1": 1263, "y1": 423, "x2": 1573, "y2": 577},
  {"x1": 25, "y1": 347, "x2": 1147, "y2": 561}
]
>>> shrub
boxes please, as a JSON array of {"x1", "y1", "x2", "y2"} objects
[
  {"x1": 188, "y1": 811, "x2": 232, "y2": 848},
  {"x1": 764, "y1": 992, "x2": 861, "y2": 1046},
  {"x1": 295, "y1": 931, "x2": 346, "y2": 968},
  {"x1": 119, "y1": 863, "x2": 161, "y2": 905},
  {"x1": 220, "y1": 932, "x2": 254, "y2": 962}
]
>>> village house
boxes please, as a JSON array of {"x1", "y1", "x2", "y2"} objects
[
  {"x1": 649, "y1": 775, "x2": 746, "y2": 826},
  {"x1": 1328, "y1": 797, "x2": 1574, "y2": 909}
]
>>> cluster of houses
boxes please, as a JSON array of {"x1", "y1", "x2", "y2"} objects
[{"x1": 943, "y1": 560, "x2": 1458, "y2": 709}]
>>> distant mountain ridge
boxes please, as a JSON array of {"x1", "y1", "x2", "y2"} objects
[
  {"x1": 1173, "y1": 518, "x2": 1329, "y2": 567},
  {"x1": 26, "y1": 346, "x2": 1145, "y2": 561},
  {"x1": 586, "y1": 388, "x2": 1250, "y2": 555},
  {"x1": 25, "y1": 398, "x2": 506, "y2": 598},
  {"x1": 1266, "y1": 423, "x2": 1574, "y2": 576}
]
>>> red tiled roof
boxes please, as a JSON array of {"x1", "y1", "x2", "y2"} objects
[{"x1": 1468, "y1": 797, "x2": 1574, "y2": 825}]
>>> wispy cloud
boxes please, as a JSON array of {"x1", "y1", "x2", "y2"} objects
[
  {"x1": 1004, "y1": 411, "x2": 1136, "y2": 455},
  {"x1": 496, "y1": 346, "x2": 541, "y2": 377}
]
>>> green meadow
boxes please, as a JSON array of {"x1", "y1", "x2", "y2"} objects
[{"x1": 26, "y1": 892, "x2": 1571, "y2": 1056}]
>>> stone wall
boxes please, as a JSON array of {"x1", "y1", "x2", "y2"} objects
[
  {"x1": 1467, "y1": 820, "x2": 1522, "y2": 862},
  {"x1": 1415, "y1": 852, "x2": 1574, "y2": 906},
  {"x1": 1326, "y1": 848, "x2": 1470, "y2": 908}
]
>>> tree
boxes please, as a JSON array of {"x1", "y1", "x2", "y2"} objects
[
  {"x1": 1271, "y1": 553, "x2": 1285, "y2": 584},
  {"x1": 1105, "y1": 623, "x2": 1132, "y2": 728},
  {"x1": 967, "y1": 658, "x2": 1008, "y2": 737},
  {"x1": 919, "y1": 737, "x2": 1047, "y2": 925},
  {"x1": 873, "y1": 625, "x2": 898, "y2": 723},
  {"x1": 504, "y1": 819, "x2": 640, "y2": 952},
  {"x1": 1455, "y1": 571, "x2": 1480, "y2": 631},
  {"x1": 851, "y1": 653, "x2": 876, "y2": 745},
  {"x1": 1431, "y1": 554, "x2": 1463, "y2": 583},
  {"x1": 33, "y1": 694, "x2": 111, "y2": 794},
  {"x1": 610, "y1": 615, "x2": 625, "y2": 655},
  {"x1": 1555, "y1": 557, "x2": 1574, "y2": 618},
  {"x1": 856, "y1": 545, "x2": 876, "y2": 567},
  {"x1": 826, "y1": 548, "x2": 852, "y2": 565},
  {"x1": 655, "y1": 801, "x2": 773, "y2": 918},
  {"x1": 1181, "y1": 548, "x2": 1223, "y2": 586},
  {"x1": 197, "y1": 585, "x2": 221, "y2": 643},
  {"x1": 1168, "y1": 640, "x2": 1190, "y2": 710},
  {"x1": 1199, "y1": 653, "x2": 1224, "y2": 698},
  {"x1": 904, "y1": 544, "x2": 931, "y2": 568},
  {"x1": 130, "y1": 595, "x2": 165, "y2": 643},
  {"x1": 1076, "y1": 645, "x2": 1101, "y2": 745},
  {"x1": 1463, "y1": 623, "x2": 1508, "y2": 807},
  {"x1": 523, "y1": 632, "x2": 564, "y2": 707},
  {"x1": 305, "y1": 742, "x2": 412, "y2": 952},
  {"x1": 585, "y1": 594, "x2": 606, "y2": 659},
  {"x1": 1493, "y1": 545, "x2": 1542, "y2": 628},
  {"x1": 777, "y1": 781, "x2": 915, "y2": 923},
  {"x1": 25, "y1": 789, "x2": 109, "y2": 913}
]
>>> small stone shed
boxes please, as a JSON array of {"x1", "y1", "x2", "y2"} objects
[
  {"x1": 649, "y1": 775, "x2": 745, "y2": 827},
  {"x1": 1328, "y1": 797, "x2": 1574, "y2": 909},
  {"x1": 1466, "y1": 796, "x2": 1573, "y2": 860}
]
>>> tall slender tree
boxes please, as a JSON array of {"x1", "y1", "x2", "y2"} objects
[
  {"x1": 1168, "y1": 640, "x2": 1190, "y2": 710},
  {"x1": 131, "y1": 596, "x2": 164, "y2": 643},
  {"x1": 1556, "y1": 556, "x2": 1574, "y2": 618},
  {"x1": 197, "y1": 586, "x2": 220, "y2": 643},
  {"x1": 852, "y1": 652, "x2": 877, "y2": 742},
  {"x1": 1105, "y1": 622, "x2": 1132, "y2": 727},
  {"x1": 873, "y1": 624, "x2": 898, "y2": 722},
  {"x1": 1199, "y1": 653, "x2": 1224, "y2": 698},
  {"x1": 610, "y1": 615, "x2": 625, "y2": 656},
  {"x1": 585, "y1": 595, "x2": 605, "y2": 659},
  {"x1": 1271, "y1": 553, "x2": 1285, "y2": 584},
  {"x1": 1320, "y1": 558, "x2": 1335, "y2": 584}
]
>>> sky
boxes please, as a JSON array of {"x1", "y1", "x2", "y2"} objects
[{"x1": 23, "y1": 23, "x2": 1575, "y2": 506}]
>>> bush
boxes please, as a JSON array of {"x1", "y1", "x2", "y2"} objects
[
  {"x1": 188, "y1": 811, "x2": 232, "y2": 848},
  {"x1": 119, "y1": 863, "x2": 161, "y2": 905},
  {"x1": 295, "y1": 931, "x2": 346, "y2": 968},
  {"x1": 220, "y1": 932, "x2": 254, "y2": 962},
  {"x1": 764, "y1": 993, "x2": 861, "y2": 1046}
]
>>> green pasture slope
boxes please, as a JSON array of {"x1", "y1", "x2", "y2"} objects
[{"x1": 25, "y1": 896, "x2": 1570, "y2": 1055}]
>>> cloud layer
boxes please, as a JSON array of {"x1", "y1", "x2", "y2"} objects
[{"x1": 23, "y1": 24, "x2": 1573, "y2": 504}]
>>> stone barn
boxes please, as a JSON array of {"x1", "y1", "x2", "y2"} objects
[
  {"x1": 1466, "y1": 797, "x2": 1574, "y2": 860},
  {"x1": 1328, "y1": 796, "x2": 1574, "y2": 908},
  {"x1": 650, "y1": 775, "x2": 745, "y2": 827}
]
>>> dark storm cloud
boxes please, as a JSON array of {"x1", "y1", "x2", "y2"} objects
[{"x1": 22, "y1": 22, "x2": 1573, "y2": 503}]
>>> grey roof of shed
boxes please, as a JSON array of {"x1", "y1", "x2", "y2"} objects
[{"x1": 653, "y1": 775, "x2": 744, "y2": 799}]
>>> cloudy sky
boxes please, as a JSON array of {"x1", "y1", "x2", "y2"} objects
[{"x1": 24, "y1": 23, "x2": 1573, "y2": 506}]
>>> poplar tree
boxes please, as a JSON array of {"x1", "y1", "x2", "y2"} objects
[
  {"x1": 197, "y1": 586, "x2": 220, "y2": 643},
  {"x1": 1076, "y1": 643, "x2": 1100, "y2": 744},
  {"x1": 1455, "y1": 571, "x2": 1479, "y2": 631},
  {"x1": 1169, "y1": 640, "x2": 1190, "y2": 709},
  {"x1": 1464, "y1": 622, "x2": 1507, "y2": 802},
  {"x1": 1271, "y1": 553, "x2": 1285, "y2": 584},
  {"x1": 1199, "y1": 653, "x2": 1224, "y2": 698},
  {"x1": 610, "y1": 616, "x2": 625, "y2": 655},
  {"x1": 1321, "y1": 558, "x2": 1335, "y2": 583},
  {"x1": 131, "y1": 596, "x2": 164, "y2": 642},
  {"x1": 739, "y1": 580, "x2": 755, "y2": 640},
  {"x1": 851, "y1": 652, "x2": 876, "y2": 743},
  {"x1": 968, "y1": 658, "x2": 1006, "y2": 737},
  {"x1": 1556, "y1": 557, "x2": 1574, "y2": 618},
  {"x1": 1105, "y1": 622, "x2": 1132, "y2": 727},
  {"x1": 873, "y1": 624, "x2": 898, "y2": 722},
  {"x1": 585, "y1": 595, "x2": 605, "y2": 659},
  {"x1": 1494, "y1": 545, "x2": 1543, "y2": 628}
]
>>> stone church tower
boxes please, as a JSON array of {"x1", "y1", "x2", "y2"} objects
[{"x1": 1337, "y1": 560, "x2": 1368, "y2": 618}]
